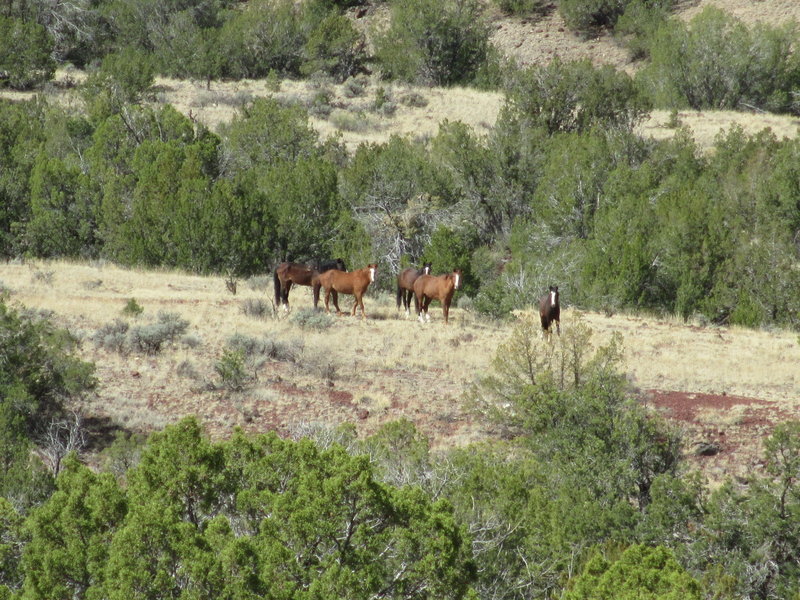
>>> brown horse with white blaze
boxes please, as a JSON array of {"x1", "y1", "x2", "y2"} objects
[
  {"x1": 396, "y1": 262, "x2": 432, "y2": 316},
  {"x1": 318, "y1": 264, "x2": 378, "y2": 319},
  {"x1": 539, "y1": 285, "x2": 560, "y2": 337},
  {"x1": 413, "y1": 269, "x2": 462, "y2": 324}
]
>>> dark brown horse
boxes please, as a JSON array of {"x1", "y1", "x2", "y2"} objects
[
  {"x1": 396, "y1": 262, "x2": 432, "y2": 316},
  {"x1": 413, "y1": 269, "x2": 462, "y2": 324},
  {"x1": 539, "y1": 285, "x2": 560, "y2": 337},
  {"x1": 318, "y1": 264, "x2": 378, "y2": 319},
  {"x1": 273, "y1": 258, "x2": 346, "y2": 310}
]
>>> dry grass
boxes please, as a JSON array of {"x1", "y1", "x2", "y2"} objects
[{"x1": 2, "y1": 260, "x2": 799, "y2": 485}]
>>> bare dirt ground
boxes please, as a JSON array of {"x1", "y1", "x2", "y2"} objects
[{"x1": 2, "y1": 261, "x2": 798, "y2": 486}]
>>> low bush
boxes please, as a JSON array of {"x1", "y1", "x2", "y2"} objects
[
  {"x1": 291, "y1": 308, "x2": 335, "y2": 330},
  {"x1": 128, "y1": 312, "x2": 189, "y2": 354}
]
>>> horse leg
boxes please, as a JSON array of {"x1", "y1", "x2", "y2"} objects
[
  {"x1": 273, "y1": 271, "x2": 283, "y2": 308},
  {"x1": 332, "y1": 290, "x2": 342, "y2": 315},
  {"x1": 282, "y1": 281, "x2": 292, "y2": 311},
  {"x1": 324, "y1": 288, "x2": 332, "y2": 314},
  {"x1": 354, "y1": 292, "x2": 365, "y2": 319},
  {"x1": 443, "y1": 300, "x2": 450, "y2": 324},
  {"x1": 313, "y1": 281, "x2": 321, "y2": 310}
]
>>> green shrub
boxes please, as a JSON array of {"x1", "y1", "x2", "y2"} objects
[
  {"x1": 241, "y1": 297, "x2": 271, "y2": 319},
  {"x1": 290, "y1": 308, "x2": 335, "y2": 330},
  {"x1": 214, "y1": 348, "x2": 249, "y2": 391},
  {"x1": 374, "y1": 0, "x2": 490, "y2": 86},
  {"x1": 0, "y1": 16, "x2": 55, "y2": 89},
  {"x1": 129, "y1": 312, "x2": 189, "y2": 354},
  {"x1": 122, "y1": 298, "x2": 143, "y2": 317},
  {"x1": 92, "y1": 319, "x2": 130, "y2": 353},
  {"x1": 637, "y1": 7, "x2": 800, "y2": 114},
  {"x1": 564, "y1": 545, "x2": 702, "y2": 599},
  {"x1": 302, "y1": 12, "x2": 365, "y2": 82},
  {"x1": 503, "y1": 57, "x2": 650, "y2": 134},
  {"x1": 227, "y1": 333, "x2": 298, "y2": 362},
  {"x1": 494, "y1": 0, "x2": 549, "y2": 17}
]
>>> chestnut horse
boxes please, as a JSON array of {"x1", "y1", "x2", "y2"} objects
[
  {"x1": 539, "y1": 285, "x2": 560, "y2": 337},
  {"x1": 273, "y1": 258, "x2": 346, "y2": 310},
  {"x1": 413, "y1": 269, "x2": 462, "y2": 324},
  {"x1": 396, "y1": 262, "x2": 432, "y2": 316},
  {"x1": 318, "y1": 264, "x2": 378, "y2": 319}
]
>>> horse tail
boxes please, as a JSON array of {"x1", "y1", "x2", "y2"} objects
[
  {"x1": 396, "y1": 282, "x2": 403, "y2": 309},
  {"x1": 273, "y1": 268, "x2": 282, "y2": 306}
]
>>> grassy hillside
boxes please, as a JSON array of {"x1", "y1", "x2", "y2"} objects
[{"x1": 3, "y1": 259, "x2": 798, "y2": 485}]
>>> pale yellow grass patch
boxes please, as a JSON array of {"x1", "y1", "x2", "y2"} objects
[
  {"x1": 638, "y1": 109, "x2": 800, "y2": 152},
  {"x1": 155, "y1": 74, "x2": 503, "y2": 152},
  {"x1": 679, "y1": 0, "x2": 800, "y2": 27}
]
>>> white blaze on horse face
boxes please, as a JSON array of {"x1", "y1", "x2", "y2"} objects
[
  {"x1": 550, "y1": 290, "x2": 556, "y2": 306},
  {"x1": 369, "y1": 267, "x2": 376, "y2": 282},
  {"x1": 454, "y1": 272, "x2": 461, "y2": 290}
]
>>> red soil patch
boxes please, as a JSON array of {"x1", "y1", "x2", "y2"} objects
[{"x1": 646, "y1": 390, "x2": 793, "y2": 482}]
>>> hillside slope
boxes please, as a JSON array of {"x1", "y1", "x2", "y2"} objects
[{"x1": 2, "y1": 261, "x2": 799, "y2": 485}]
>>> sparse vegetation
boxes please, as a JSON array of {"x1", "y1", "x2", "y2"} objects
[
  {"x1": 290, "y1": 307, "x2": 336, "y2": 330},
  {"x1": 3, "y1": 1, "x2": 800, "y2": 598}
]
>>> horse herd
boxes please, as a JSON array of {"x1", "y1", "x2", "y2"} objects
[{"x1": 272, "y1": 258, "x2": 560, "y2": 334}]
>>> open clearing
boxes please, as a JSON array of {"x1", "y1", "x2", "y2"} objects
[{"x1": 2, "y1": 260, "x2": 798, "y2": 485}]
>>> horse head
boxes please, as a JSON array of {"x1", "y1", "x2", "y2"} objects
[
  {"x1": 549, "y1": 285, "x2": 559, "y2": 307},
  {"x1": 452, "y1": 269, "x2": 463, "y2": 290},
  {"x1": 422, "y1": 262, "x2": 432, "y2": 275}
]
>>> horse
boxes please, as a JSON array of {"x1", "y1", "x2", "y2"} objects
[
  {"x1": 317, "y1": 264, "x2": 378, "y2": 319},
  {"x1": 396, "y1": 262, "x2": 432, "y2": 316},
  {"x1": 273, "y1": 258, "x2": 347, "y2": 310},
  {"x1": 413, "y1": 269, "x2": 462, "y2": 324},
  {"x1": 539, "y1": 285, "x2": 560, "y2": 337}
]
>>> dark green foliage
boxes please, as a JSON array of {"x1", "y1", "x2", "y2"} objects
[
  {"x1": 216, "y1": 0, "x2": 352, "y2": 81},
  {"x1": 0, "y1": 498, "x2": 25, "y2": 597},
  {"x1": 302, "y1": 12, "x2": 365, "y2": 82},
  {"x1": 559, "y1": 0, "x2": 673, "y2": 33},
  {"x1": 25, "y1": 154, "x2": 98, "y2": 259},
  {"x1": 13, "y1": 417, "x2": 476, "y2": 599},
  {"x1": 503, "y1": 58, "x2": 650, "y2": 135},
  {"x1": 0, "y1": 16, "x2": 55, "y2": 90},
  {"x1": 638, "y1": 7, "x2": 800, "y2": 114},
  {"x1": 21, "y1": 457, "x2": 127, "y2": 600},
  {"x1": 493, "y1": 0, "x2": 549, "y2": 17},
  {"x1": 470, "y1": 317, "x2": 682, "y2": 509},
  {"x1": 374, "y1": 0, "x2": 490, "y2": 86},
  {"x1": 340, "y1": 135, "x2": 455, "y2": 286},
  {"x1": 0, "y1": 300, "x2": 95, "y2": 435},
  {"x1": 563, "y1": 544, "x2": 702, "y2": 599},
  {"x1": 421, "y1": 225, "x2": 479, "y2": 296},
  {"x1": 121, "y1": 298, "x2": 143, "y2": 317},
  {"x1": 219, "y1": 98, "x2": 320, "y2": 175},
  {"x1": 0, "y1": 100, "x2": 47, "y2": 259}
]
